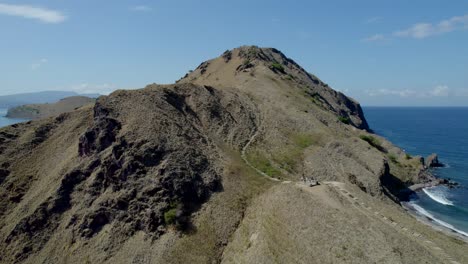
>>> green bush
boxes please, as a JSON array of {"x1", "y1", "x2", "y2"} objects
[
  {"x1": 164, "y1": 208, "x2": 178, "y2": 225},
  {"x1": 338, "y1": 116, "x2": 351, "y2": 125},
  {"x1": 270, "y1": 62, "x2": 285, "y2": 73},
  {"x1": 388, "y1": 153, "x2": 399, "y2": 164},
  {"x1": 359, "y1": 135, "x2": 386, "y2": 152},
  {"x1": 405, "y1": 153, "x2": 412, "y2": 160}
]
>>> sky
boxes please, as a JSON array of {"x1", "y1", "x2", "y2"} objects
[{"x1": 0, "y1": 0, "x2": 467, "y2": 106}]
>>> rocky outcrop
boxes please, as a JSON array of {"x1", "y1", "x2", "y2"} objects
[
  {"x1": 0, "y1": 83, "x2": 259, "y2": 263},
  {"x1": 426, "y1": 153, "x2": 444, "y2": 168}
]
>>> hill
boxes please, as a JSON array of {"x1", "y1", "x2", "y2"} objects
[
  {"x1": 0, "y1": 46, "x2": 465, "y2": 264},
  {"x1": 6, "y1": 96, "x2": 96, "y2": 120},
  {"x1": 0, "y1": 91, "x2": 99, "y2": 108}
]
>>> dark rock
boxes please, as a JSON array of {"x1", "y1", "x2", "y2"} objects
[
  {"x1": 222, "y1": 50, "x2": 232, "y2": 62},
  {"x1": 0, "y1": 169, "x2": 9, "y2": 184},
  {"x1": 426, "y1": 153, "x2": 444, "y2": 167},
  {"x1": 78, "y1": 104, "x2": 121, "y2": 156}
]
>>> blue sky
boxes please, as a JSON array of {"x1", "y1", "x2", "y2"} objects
[{"x1": 0, "y1": 0, "x2": 467, "y2": 106}]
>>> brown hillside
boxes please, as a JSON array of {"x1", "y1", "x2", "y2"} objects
[{"x1": 0, "y1": 46, "x2": 466, "y2": 264}]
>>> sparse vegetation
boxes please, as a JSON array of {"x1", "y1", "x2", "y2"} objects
[
  {"x1": 405, "y1": 153, "x2": 412, "y2": 160},
  {"x1": 164, "y1": 208, "x2": 177, "y2": 225},
  {"x1": 164, "y1": 201, "x2": 181, "y2": 226},
  {"x1": 270, "y1": 62, "x2": 285, "y2": 73},
  {"x1": 388, "y1": 153, "x2": 399, "y2": 164},
  {"x1": 246, "y1": 151, "x2": 281, "y2": 178},
  {"x1": 292, "y1": 133, "x2": 316, "y2": 149},
  {"x1": 359, "y1": 135, "x2": 386, "y2": 152},
  {"x1": 338, "y1": 116, "x2": 351, "y2": 125},
  {"x1": 273, "y1": 149, "x2": 301, "y2": 173}
]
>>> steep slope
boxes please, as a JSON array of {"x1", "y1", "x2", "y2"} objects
[
  {"x1": 178, "y1": 46, "x2": 369, "y2": 130},
  {"x1": 0, "y1": 46, "x2": 465, "y2": 264},
  {"x1": 6, "y1": 96, "x2": 96, "y2": 120}
]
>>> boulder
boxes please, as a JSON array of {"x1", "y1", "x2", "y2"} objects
[{"x1": 426, "y1": 153, "x2": 444, "y2": 168}]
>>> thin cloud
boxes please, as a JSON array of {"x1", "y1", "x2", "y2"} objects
[
  {"x1": 429, "y1": 85, "x2": 449, "y2": 97},
  {"x1": 366, "y1": 89, "x2": 417, "y2": 97},
  {"x1": 394, "y1": 14, "x2": 468, "y2": 39},
  {"x1": 365, "y1": 16, "x2": 382, "y2": 24},
  {"x1": 31, "y1": 58, "x2": 48, "y2": 70},
  {"x1": 131, "y1": 5, "x2": 152, "y2": 12},
  {"x1": 68, "y1": 83, "x2": 117, "y2": 95},
  {"x1": 362, "y1": 34, "x2": 385, "y2": 42},
  {"x1": 366, "y1": 85, "x2": 458, "y2": 98},
  {"x1": 0, "y1": 3, "x2": 66, "y2": 23}
]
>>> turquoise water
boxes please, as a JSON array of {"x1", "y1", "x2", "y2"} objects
[
  {"x1": 364, "y1": 107, "x2": 468, "y2": 237},
  {"x1": 0, "y1": 108, "x2": 27, "y2": 128}
]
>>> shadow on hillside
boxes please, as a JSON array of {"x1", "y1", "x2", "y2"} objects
[{"x1": 380, "y1": 172, "x2": 414, "y2": 204}]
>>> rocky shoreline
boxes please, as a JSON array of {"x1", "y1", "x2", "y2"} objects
[
  {"x1": 399, "y1": 153, "x2": 458, "y2": 199},
  {"x1": 401, "y1": 202, "x2": 468, "y2": 242}
]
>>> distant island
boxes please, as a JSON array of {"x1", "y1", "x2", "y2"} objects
[
  {"x1": 6, "y1": 96, "x2": 96, "y2": 119},
  {"x1": 0, "y1": 91, "x2": 100, "y2": 108}
]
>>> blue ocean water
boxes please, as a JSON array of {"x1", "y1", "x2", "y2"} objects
[
  {"x1": 364, "y1": 107, "x2": 468, "y2": 236},
  {"x1": 0, "y1": 108, "x2": 27, "y2": 128}
]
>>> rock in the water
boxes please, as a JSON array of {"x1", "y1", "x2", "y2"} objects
[{"x1": 426, "y1": 153, "x2": 444, "y2": 167}]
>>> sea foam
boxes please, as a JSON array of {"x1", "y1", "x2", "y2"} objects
[
  {"x1": 422, "y1": 187, "x2": 454, "y2": 206},
  {"x1": 410, "y1": 202, "x2": 468, "y2": 237}
]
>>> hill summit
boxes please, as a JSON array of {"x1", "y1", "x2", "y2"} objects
[
  {"x1": 0, "y1": 46, "x2": 466, "y2": 264},
  {"x1": 178, "y1": 46, "x2": 369, "y2": 130}
]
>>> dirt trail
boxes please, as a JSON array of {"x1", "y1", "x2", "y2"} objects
[
  {"x1": 239, "y1": 108, "x2": 461, "y2": 264},
  {"x1": 240, "y1": 119, "x2": 281, "y2": 183},
  {"x1": 323, "y1": 181, "x2": 461, "y2": 264}
]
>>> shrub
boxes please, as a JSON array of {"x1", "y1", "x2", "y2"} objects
[
  {"x1": 359, "y1": 135, "x2": 386, "y2": 152},
  {"x1": 405, "y1": 153, "x2": 412, "y2": 160},
  {"x1": 338, "y1": 116, "x2": 351, "y2": 125},
  {"x1": 388, "y1": 153, "x2": 399, "y2": 164},
  {"x1": 270, "y1": 62, "x2": 285, "y2": 73},
  {"x1": 164, "y1": 208, "x2": 177, "y2": 225}
]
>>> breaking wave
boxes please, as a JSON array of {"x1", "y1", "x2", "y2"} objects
[
  {"x1": 410, "y1": 202, "x2": 468, "y2": 237},
  {"x1": 422, "y1": 187, "x2": 454, "y2": 206}
]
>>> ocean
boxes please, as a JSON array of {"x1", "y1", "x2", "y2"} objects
[
  {"x1": 364, "y1": 107, "x2": 468, "y2": 237},
  {"x1": 0, "y1": 108, "x2": 27, "y2": 127}
]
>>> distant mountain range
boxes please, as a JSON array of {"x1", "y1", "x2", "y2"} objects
[{"x1": 0, "y1": 91, "x2": 100, "y2": 108}]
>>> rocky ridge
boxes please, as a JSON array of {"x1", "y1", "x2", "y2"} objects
[{"x1": 0, "y1": 46, "x2": 466, "y2": 263}]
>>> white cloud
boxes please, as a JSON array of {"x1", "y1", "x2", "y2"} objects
[
  {"x1": 394, "y1": 14, "x2": 468, "y2": 39},
  {"x1": 366, "y1": 17, "x2": 382, "y2": 24},
  {"x1": 429, "y1": 85, "x2": 449, "y2": 97},
  {"x1": 0, "y1": 3, "x2": 66, "y2": 23},
  {"x1": 31, "y1": 58, "x2": 48, "y2": 70},
  {"x1": 362, "y1": 34, "x2": 385, "y2": 42},
  {"x1": 366, "y1": 89, "x2": 417, "y2": 97},
  {"x1": 366, "y1": 85, "x2": 455, "y2": 98},
  {"x1": 68, "y1": 83, "x2": 117, "y2": 95},
  {"x1": 131, "y1": 5, "x2": 152, "y2": 12}
]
